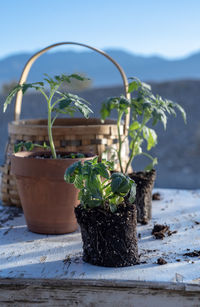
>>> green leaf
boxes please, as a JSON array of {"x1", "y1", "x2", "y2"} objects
[
  {"x1": 91, "y1": 156, "x2": 98, "y2": 165},
  {"x1": 24, "y1": 142, "x2": 34, "y2": 151},
  {"x1": 57, "y1": 99, "x2": 72, "y2": 109},
  {"x1": 174, "y1": 102, "x2": 187, "y2": 124},
  {"x1": 76, "y1": 153, "x2": 85, "y2": 158},
  {"x1": 54, "y1": 74, "x2": 70, "y2": 84},
  {"x1": 64, "y1": 161, "x2": 81, "y2": 183},
  {"x1": 128, "y1": 81, "x2": 139, "y2": 93},
  {"x1": 3, "y1": 84, "x2": 22, "y2": 112},
  {"x1": 69, "y1": 74, "x2": 88, "y2": 81},
  {"x1": 87, "y1": 199, "x2": 102, "y2": 208},
  {"x1": 100, "y1": 95, "x2": 130, "y2": 121},
  {"x1": 111, "y1": 173, "x2": 130, "y2": 195},
  {"x1": 74, "y1": 99, "x2": 93, "y2": 119},
  {"x1": 87, "y1": 175, "x2": 102, "y2": 199},
  {"x1": 74, "y1": 175, "x2": 84, "y2": 189},
  {"x1": 109, "y1": 203, "x2": 117, "y2": 213},
  {"x1": 129, "y1": 121, "x2": 140, "y2": 131},
  {"x1": 143, "y1": 127, "x2": 157, "y2": 151},
  {"x1": 54, "y1": 93, "x2": 93, "y2": 119},
  {"x1": 14, "y1": 142, "x2": 23, "y2": 153},
  {"x1": 130, "y1": 139, "x2": 143, "y2": 156},
  {"x1": 144, "y1": 157, "x2": 158, "y2": 171},
  {"x1": 100, "y1": 102, "x2": 111, "y2": 120},
  {"x1": 128, "y1": 180, "x2": 136, "y2": 203},
  {"x1": 21, "y1": 83, "x2": 42, "y2": 94},
  {"x1": 94, "y1": 163, "x2": 110, "y2": 179}
]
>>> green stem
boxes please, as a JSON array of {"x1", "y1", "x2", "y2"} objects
[
  {"x1": 125, "y1": 120, "x2": 146, "y2": 174},
  {"x1": 38, "y1": 88, "x2": 49, "y2": 102},
  {"x1": 47, "y1": 85, "x2": 61, "y2": 159},
  {"x1": 141, "y1": 152, "x2": 155, "y2": 161},
  {"x1": 38, "y1": 87, "x2": 57, "y2": 158},
  {"x1": 48, "y1": 103, "x2": 56, "y2": 159},
  {"x1": 51, "y1": 113, "x2": 58, "y2": 127},
  {"x1": 117, "y1": 113, "x2": 124, "y2": 173}
]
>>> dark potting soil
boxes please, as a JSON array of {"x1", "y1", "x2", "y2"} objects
[
  {"x1": 75, "y1": 203, "x2": 139, "y2": 267},
  {"x1": 28, "y1": 152, "x2": 90, "y2": 159},
  {"x1": 152, "y1": 192, "x2": 161, "y2": 200},
  {"x1": 152, "y1": 224, "x2": 168, "y2": 239},
  {"x1": 152, "y1": 224, "x2": 178, "y2": 239},
  {"x1": 129, "y1": 169, "x2": 156, "y2": 224},
  {"x1": 157, "y1": 257, "x2": 168, "y2": 265},
  {"x1": 183, "y1": 250, "x2": 200, "y2": 257}
]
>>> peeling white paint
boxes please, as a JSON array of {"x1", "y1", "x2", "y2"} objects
[{"x1": 0, "y1": 189, "x2": 200, "y2": 286}]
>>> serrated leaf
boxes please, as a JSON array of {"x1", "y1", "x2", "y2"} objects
[
  {"x1": 143, "y1": 127, "x2": 157, "y2": 151},
  {"x1": 74, "y1": 100, "x2": 93, "y2": 119},
  {"x1": 24, "y1": 141, "x2": 34, "y2": 151},
  {"x1": 64, "y1": 161, "x2": 81, "y2": 183},
  {"x1": 128, "y1": 81, "x2": 139, "y2": 93},
  {"x1": 144, "y1": 157, "x2": 158, "y2": 171},
  {"x1": 87, "y1": 176, "x2": 102, "y2": 199},
  {"x1": 87, "y1": 199, "x2": 102, "y2": 208},
  {"x1": 76, "y1": 153, "x2": 85, "y2": 158},
  {"x1": 57, "y1": 99, "x2": 72, "y2": 109},
  {"x1": 129, "y1": 121, "x2": 140, "y2": 131},
  {"x1": 14, "y1": 142, "x2": 23, "y2": 153},
  {"x1": 174, "y1": 102, "x2": 187, "y2": 124},
  {"x1": 69, "y1": 74, "x2": 88, "y2": 81},
  {"x1": 111, "y1": 173, "x2": 130, "y2": 195},
  {"x1": 109, "y1": 203, "x2": 117, "y2": 213},
  {"x1": 3, "y1": 84, "x2": 22, "y2": 112},
  {"x1": 128, "y1": 180, "x2": 136, "y2": 203},
  {"x1": 74, "y1": 175, "x2": 84, "y2": 189},
  {"x1": 94, "y1": 163, "x2": 110, "y2": 179}
]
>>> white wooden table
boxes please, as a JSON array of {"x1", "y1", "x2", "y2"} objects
[{"x1": 0, "y1": 189, "x2": 200, "y2": 306}]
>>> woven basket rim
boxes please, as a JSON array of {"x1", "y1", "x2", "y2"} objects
[{"x1": 8, "y1": 117, "x2": 121, "y2": 128}]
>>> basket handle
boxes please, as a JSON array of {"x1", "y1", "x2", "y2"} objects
[{"x1": 14, "y1": 42, "x2": 131, "y2": 131}]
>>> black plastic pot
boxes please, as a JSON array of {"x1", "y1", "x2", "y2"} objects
[
  {"x1": 75, "y1": 203, "x2": 139, "y2": 267},
  {"x1": 129, "y1": 169, "x2": 156, "y2": 224}
]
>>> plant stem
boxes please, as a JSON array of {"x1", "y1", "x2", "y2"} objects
[
  {"x1": 48, "y1": 102, "x2": 56, "y2": 159},
  {"x1": 141, "y1": 152, "x2": 155, "y2": 161},
  {"x1": 125, "y1": 120, "x2": 146, "y2": 174},
  {"x1": 38, "y1": 87, "x2": 57, "y2": 158},
  {"x1": 117, "y1": 113, "x2": 124, "y2": 173}
]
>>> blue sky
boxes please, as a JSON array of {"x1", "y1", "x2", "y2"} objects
[{"x1": 0, "y1": 0, "x2": 200, "y2": 60}]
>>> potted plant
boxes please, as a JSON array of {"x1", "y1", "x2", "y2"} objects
[
  {"x1": 100, "y1": 77, "x2": 186, "y2": 224},
  {"x1": 64, "y1": 157, "x2": 139, "y2": 267},
  {"x1": 3, "y1": 74, "x2": 95, "y2": 234}
]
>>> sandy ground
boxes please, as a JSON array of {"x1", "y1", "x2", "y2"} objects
[{"x1": 1, "y1": 79, "x2": 200, "y2": 189}]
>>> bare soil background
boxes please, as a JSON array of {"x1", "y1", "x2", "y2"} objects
[{"x1": 1, "y1": 80, "x2": 200, "y2": 189}]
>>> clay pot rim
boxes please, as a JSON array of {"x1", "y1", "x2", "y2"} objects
[{"x1": 11, "y1": 151, "x2": 96, "y2": 161}]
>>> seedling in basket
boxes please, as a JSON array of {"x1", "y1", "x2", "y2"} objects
[
  {"x1": 100, "y1": 77, "x2": 186, "y2": 174},
  {"x1": 13, "y1": 141, "x2": 86, "y2": 159},
  {"x1": 3, "y1": 74, "x2": 93, "y2": 159}
]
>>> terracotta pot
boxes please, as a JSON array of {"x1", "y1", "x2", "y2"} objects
[
  {"x1": 11, "y1": 151, "x2": 94, "y2": 234},
  {"x1": 129, "y1": 169, "x2": 156, "y2": 224},
  {"x1": 75, "y1": 203, "x2": 139, "y2": 267}
]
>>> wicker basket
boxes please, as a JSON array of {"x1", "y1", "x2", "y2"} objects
[{"x1": 1, "y1": 42, "x2": 131, "y2": 207}]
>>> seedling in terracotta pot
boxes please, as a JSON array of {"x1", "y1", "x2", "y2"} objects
[
  {"x1": 4, "y1": 73, "x2": 93, "y2": 158},
  {"x1": 100, "y1": 77, "x2": 186, "y2": 223},
  {"x1": 64, "y1": 157, "x2": 139, "y2": 267},
  {"x1": 3, "y1": 74, "x2": 95, "y2": 235}
]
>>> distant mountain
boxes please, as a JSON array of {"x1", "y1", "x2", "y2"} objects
[{"x1": 0, "y1": 48, "x2": 200, "y2": 88}]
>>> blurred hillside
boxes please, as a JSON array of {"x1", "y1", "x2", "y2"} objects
[
  {"x1": 1, "y1": 49, "x2": 200, "y2": 89},
  {"x1": 1, "y1": 79, "x2": 200, "y2": 189}
]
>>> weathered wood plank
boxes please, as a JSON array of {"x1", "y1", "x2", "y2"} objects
[
  {"x1": 1, "y1": 188, "x2": 200, "y2": 305},
  {"x1": 0, "y1": 279, "x2": 200, "y2": 306}
]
